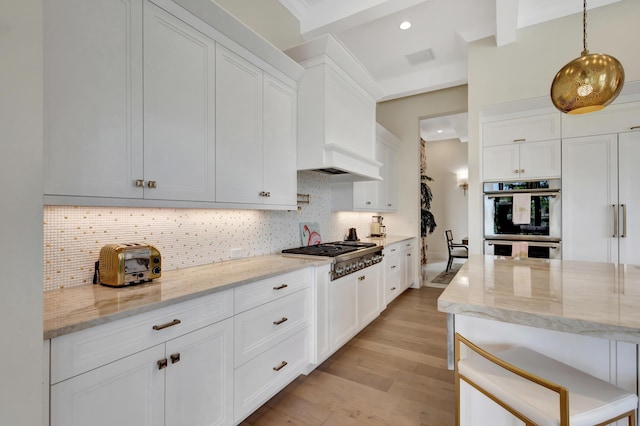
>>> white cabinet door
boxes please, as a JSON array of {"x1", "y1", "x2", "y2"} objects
[
  {"x1": 165, "y1": 318, "x2": 233, "y2": 426},
  {"x1": 215, "y1": 46, "x2": 263, "y2": 204},
  {"x1": 262, "y1": 75, "x2": 297, "y2": 206},
  {"x1": 484, "y1": 140, "x2": 560, "y2": 181},
  {"x1": 357, "y1": 265, "x2": 381, "y2": 328},
  {"x1": 617, "y1": 131, "x2": 640, "y2": 265},
  {"x1": 403, "y1": 242, "x2": 416, "y2": 289},
  {"x1": 44, "y1": 0, "x2": 143, "y2": 198},
  {"x1": 51, "y1": 345, "x2": 165, "y2": 426},
  {"x1": 519, "y1": 140, "x2": 561, "y2": 179},
  {"x1": 562, "y1": 134, "x2": 618, "y2": 262},
  {"x1": 483, "y1": 113, "x2": 561, "y2": 147},
  {"x1": 380, "y1": 142, "x2": 398, "y2": 211},
  {"x1": 143, "y1": 1, "x2": 216, "y2": 202},
  {"x1": 483, "y1": 145, "x2": 519, "y2": 181},
  {"x1": 329, "y1": 275, "x2": 358, "y2": 351}
]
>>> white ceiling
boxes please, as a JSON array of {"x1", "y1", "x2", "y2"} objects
[
  {"x1": 279, "y1": 0, "x2": 622, "y2": 102},
  {"x1": 420, "y1": 112, "x2": 468, "y2": 143}
]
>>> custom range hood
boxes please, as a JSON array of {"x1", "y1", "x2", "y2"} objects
[{"x1": 285, "y1": 35, "x2": 384, "y2": 182}]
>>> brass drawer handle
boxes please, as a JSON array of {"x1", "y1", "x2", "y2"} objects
[
  {"x1": 157, "y1": 358, "x2": 168, "y2": 370},
  {"x1": 630, "y1": 126, "x2": 640, "y2": 130},
  {"x1": 170, "y1": 353, "x2": 181, "y2": 364},
  {"x1": 152, "y1": 319, "x2": 181, "y2": 331},
  {"x1": 273, "y1": 361, "x2": 288, "y2": 371},
  {"x1": 390, "y1": 265, "x2": 397, "y2": 269},
  {"x1": 273, "y1": 317, "x2": 288, "y2": 325},
  {"x1": 513, "y1": 138, "x2": 526, "y2": 143},
  {"x1": 391, "y1": 286, "x2": 396, "y2": 291},
  {"x1": 273, "y1": 284, "x2": 288, "y2": 290},
  {"x1": 358, "y1": 275, "x2": 365, "y2": 281}
]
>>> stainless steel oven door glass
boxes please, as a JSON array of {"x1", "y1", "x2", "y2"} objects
[
  {"x1": 484, "y1": 239, "x2": 562, "y2": 259},
  {"x1": 483, "y1": 179, "x2": 561, "y2": 241}
]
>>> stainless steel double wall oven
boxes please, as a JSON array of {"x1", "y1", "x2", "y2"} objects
[{"x1": 483, "y1": 179, "x2": 561, "y2": 259}]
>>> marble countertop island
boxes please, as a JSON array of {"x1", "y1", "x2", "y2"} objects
[
  {"x1": 438, "y1": 255, "x2": 640, "y2": 345},
  {"x1": 44, "y1": 255, "x2": 330, "y2": 339}
]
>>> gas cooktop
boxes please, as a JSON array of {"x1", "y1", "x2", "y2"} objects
[{"x1": 282, "y1": 241, "x2": 376, "y2": 257}]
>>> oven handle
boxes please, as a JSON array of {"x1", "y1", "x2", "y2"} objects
[
  {"x1": 486, "y1": 241, "x2": 560, "y2": 249},
  {"x1": 485, "y1": 191, "x2": 559, "y2": 199}
]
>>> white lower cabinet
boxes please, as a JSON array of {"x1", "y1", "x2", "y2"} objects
[
  {"x1": 49, "y1": 290, "x2": 235, "y2": 426},
  {"x1": 329, "y1": 263, "x2": 382, "y2": 352},
  {"x1": 383, "y1": 238, "x2": 417, "y2": 305},
  {"x1": 51, "y1": 345, "x2": 166, "y2": 426}
]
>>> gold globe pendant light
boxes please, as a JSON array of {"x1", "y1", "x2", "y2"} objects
[{"x1": 550, "y1": 0, "x2": 624, "y2": 114}]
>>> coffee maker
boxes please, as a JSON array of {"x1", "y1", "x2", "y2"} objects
[{"x1": 370, "y1": 215, "x2": 386, "y2": 237}]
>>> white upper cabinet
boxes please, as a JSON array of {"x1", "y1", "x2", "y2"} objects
[
  {"x1": 215, "y1": 47, "x2": 297, "y2": 207},
  {"x1": 44, "y1": 0, "x2": 143, "y2": 199},
  {"x1": 483, "y1": 113, "x2": 560, "y2": 147},
  {"x1": 43, "y1": 0, "x2": 302, "y2": 209},
  {"x1": 215, "y1": 46, "x2": 263, "y2": 205},
  {"x1": 262, "y1": 75, "x2": 298, "y2": 206},
  {"x1": 143, "y1": 1, "x2": 216, "y2": 202},
  {"x1": 482, "y1": 113, "x2": 561, "y2": 181},
  {"x1": 562, "y1": 101, "x2": 640, "y2": 139},
  {"x1": 331, "y1": 124, "x2": 399, "y2": 212}
]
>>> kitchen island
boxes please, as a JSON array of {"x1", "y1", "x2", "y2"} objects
[{"x1": 438, "y1": 255, "x2": 640, "y2": 425}]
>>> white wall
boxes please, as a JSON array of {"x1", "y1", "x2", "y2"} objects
[
  {"x1": 376, "y1": 86, "x2": 468, "y2": 259},
  {"x1": 0, "y1": 1, "x2": 44, "y2": 424},
  {"x1": 467, "y1": 0, "x2": 640, "y2": 254},
  {"x1": 424, "y1": 139, "x2": 468, "y2": 261}
]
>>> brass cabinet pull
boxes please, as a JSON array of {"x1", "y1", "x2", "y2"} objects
[
  {"x1": 152, "y1": 319, "x2": 181, "y2": 331},
  {"x1": 387, "y1": 203, "x2": 392, "y2": 207},
  {"x1": 366, "y1": 201, "x2": 371, "y2": 205},
  {"x1": 273, "y1": 361, "x2": 288, "y2": 371},
  {"x1": 147, "y1": 180, "x2": 157, "y2": 188},
  {"x1": 170, "y1": 353, "x2": 181, "y2": 364},
  {"x1": 621, "y1": 204, "x2": 627, "y2": 238},
  {"x1": 135, "y1": 179, "x2": 145, "y2": 187},
  {"x1": 273, "y1": 317, "x2": 288, "y2": 325},
  {"x1": 157, "y1": 358, "x2": 168, "y2": 370},
  {"x1": 358, "y1": 275, "x2": 365, "y2": 281},
  {"x1": 390, "y1": 265, "x2": 396, "y2": 269},
  {"x1": 390, "y1": 248, "x2": 396, "y2": 252},
  {"x1": 514, "y1": 169, "x2": 519, "y2": 174},
  {"x1": 391, "y1": 286, "x2": 396, "y2": 291},
  {"x1": 273, "y1": 284, "x2": 288, "y2": 290},
  {"x1": 613, "y1": 204, "x2": 618, "y2": 237},
  {"x1": 513, "y1": 138, "x2": 526, "y2": 143},
  {"x1": 407, "y1": 253, "x2": 411, "y2": 257},
  {"x1": 630, "y1": 126, "x2": 640, "y2": 130}
]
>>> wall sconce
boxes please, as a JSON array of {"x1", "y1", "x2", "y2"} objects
[
  {"x1": 457, "y1": 171, "x2": 468, "y2": 196},
  {"x1": 459, "y1": 181, "x2": 468, "y2": 196}
]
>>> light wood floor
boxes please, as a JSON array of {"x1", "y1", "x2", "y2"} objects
[{"x1": 241, "y1": 286, "x2": 455, "y2": 426}]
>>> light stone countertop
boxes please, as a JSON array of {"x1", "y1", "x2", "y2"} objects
[
  {"x1": 438, "y1": 255, "x2": 640, "y2": 345},
  {"x1": 44, "y1": 255, "x2": 330, "y2": 340}
]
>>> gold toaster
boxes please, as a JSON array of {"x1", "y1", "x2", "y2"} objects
[{"x1": 98, "y1": 243, "x2": 161, "y2": 287}]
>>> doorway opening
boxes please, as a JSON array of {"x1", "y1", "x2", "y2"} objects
[{"x1": 419, "y1": 112, "x2": 469, "y2": 284}]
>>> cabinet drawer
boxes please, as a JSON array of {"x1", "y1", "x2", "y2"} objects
[
  {"x1": 234, "y1": 330, "x2": 310, "y2": 423},
  {"x1": 50, "y1": 289, "x2": 233, "y2": 384},
  {"x1": 234, "y1": 288, "x2": 311, "y2": 367},
  {"x1": 234, "y1": 268, "x2": 311, "y2": 313},
  {"x1": 385, "y1": 253, "x2": 401, "y2": 281},
  {"x1": 483, "y1": 113, "x2": 560, "y2": 146}
]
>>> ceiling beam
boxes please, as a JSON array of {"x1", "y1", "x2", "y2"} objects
[
  {"x1": 279, "y1": 0, "x2": 428, "y2": 40},
  {"x1": 495, "y1": 0, "x2": 519, "y2": 47}
]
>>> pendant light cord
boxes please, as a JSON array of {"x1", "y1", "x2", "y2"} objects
[{"x1": 583, "y1": 0, "x2": 588, "y2": 54}]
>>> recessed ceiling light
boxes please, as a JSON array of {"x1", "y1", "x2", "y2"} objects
[
  {"x1": 399, "y1": 21, "x2": 411, "y2": 30},
  {"x1": 437, "y1": 130, "x2": 444, "y2": 133}
]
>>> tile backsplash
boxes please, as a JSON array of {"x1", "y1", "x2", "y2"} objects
[{"x1": 43, "y1": 172, "x2": 374, "y2": 290}]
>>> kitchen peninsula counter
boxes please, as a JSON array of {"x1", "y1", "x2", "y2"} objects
[
  {"x1": 44, "y1": 255, "x2": 330, "y2": 339},
  {"x1": 437, "y1": 255, "x2": 640, "y2": 344}
]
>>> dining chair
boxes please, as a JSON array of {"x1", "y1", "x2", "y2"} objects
[{"x1": 445, "y1": 229, "x2": 468, "y2": 272}]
